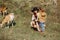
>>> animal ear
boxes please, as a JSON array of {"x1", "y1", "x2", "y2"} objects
[
  {"x1": 0, "y1": 24, "x2": 1, "y2": 27},
  {"x1": 0, "y1": 21, "x2": 2, "y2": 23},
  {"x1": 6, "y1": 7, "x2": 8, "y2": 9},
  {"x1": 0, "y1": 24, "x2": 2, "y2": 27}
]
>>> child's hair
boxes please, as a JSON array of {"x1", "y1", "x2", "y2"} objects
[{"x1": 31, "y1": 7, "x2": 39, "y2": 12}]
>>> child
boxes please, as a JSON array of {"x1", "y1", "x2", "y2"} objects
[
  {"x1": 30, "y1": 7, "x2": 41, "y2": 32},
  {"x1": 37, "y1": 7, "x2": 47, "y2": 32}
]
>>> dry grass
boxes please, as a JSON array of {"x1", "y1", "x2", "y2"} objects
[{"x1": 0, "y1": 0, "x2": 60, "y2": 40}]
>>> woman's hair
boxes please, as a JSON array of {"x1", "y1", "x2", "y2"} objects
[
  {"x1": 31, "y1": 7, "x2": 39, "y2": 12},
  {"x1": 39, "y1": 7, "x2": 45, "y2": 12}
]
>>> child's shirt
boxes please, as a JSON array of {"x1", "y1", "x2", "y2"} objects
[
  {"x1": 37, "y1": 11, "x2": 47, "y2": 22},
  {"x1": 32, "y1": 15, "x2": 37, "y2": 21}
]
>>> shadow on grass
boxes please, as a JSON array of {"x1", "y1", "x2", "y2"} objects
[
  {"x1": 31, "y1": 27, "x2": 38, "y2": 31},
  {"x1": 4, "y1": 21, "x2": 16, "y2": 28}
]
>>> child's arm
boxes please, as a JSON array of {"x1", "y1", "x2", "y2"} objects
[{"x1": 44, "y1": 12, "x2": 47, "y2": 19}]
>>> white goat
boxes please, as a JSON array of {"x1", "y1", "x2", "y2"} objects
[{"x1": 0, "y1": 13, "x2": 14, "y2": 28}]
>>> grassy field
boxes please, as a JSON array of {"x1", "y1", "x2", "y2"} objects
[{"x1": 0, "y1": 0, "x2": 60, "y2": 40}]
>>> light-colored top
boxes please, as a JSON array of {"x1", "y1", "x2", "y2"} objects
[{"x1": 32, "y1": 14, "x2": 37, "y2": 21}]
